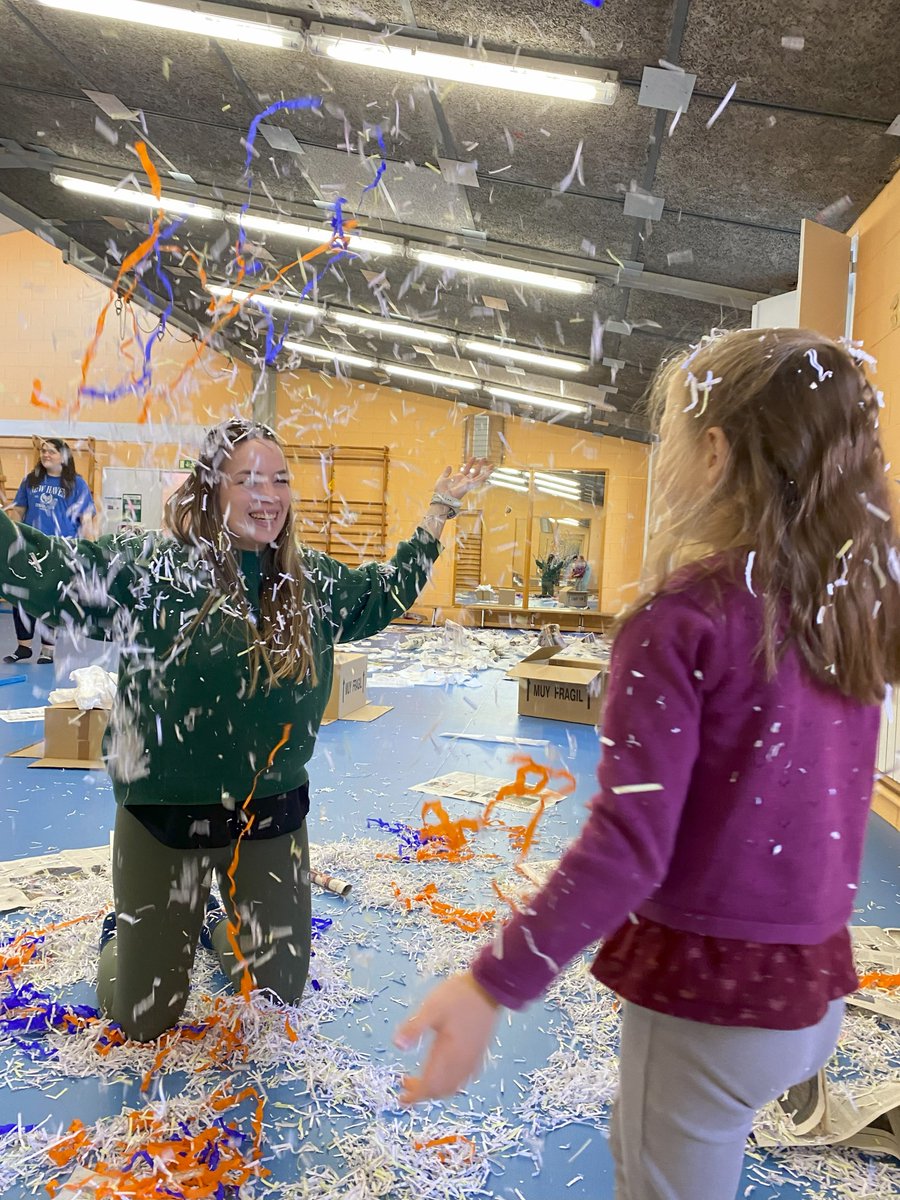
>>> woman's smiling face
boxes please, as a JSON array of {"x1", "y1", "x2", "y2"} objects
[{"x1": 216, "y1": 438, "x2": 291, "y2": 550}]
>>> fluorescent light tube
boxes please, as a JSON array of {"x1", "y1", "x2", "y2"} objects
[
  {"x1": 414, "y1": 249, "x2": 591, "y2": 295},
  {"x1": 381, "y1": 364, "x2": 480, "y2": 391},
  {"x1": 282, "y1": 341, "x2": 375, "y2": 368},
  {"x1": 208, "y1": 285, "x2": 322, "y2": 318},
  {"x1": 491, "y1": 479, "x2": 529, "y2": 493},
  {"x1": 51, "y1": 173, "x2": 222, "y2": 219},
  {"x1": 231, "y1": 213, "x2": 395, "y2": 256},
  {"x1": 537, "y1": 483, "x2": 584, "y2": 500},
  {"x1": 309, "y1": 27, "x2": 618, "y2": 105},
  {"x1": 533, "y1": 472, "x2": 581, "y2": 492},
  {"x1": 463, "y1": 340, "x2": 587, "y2": 373},
  {"x1": 39, "y1": 0, "x2": 301, "y2": 49},
  {"x1": 487, "y1": 386, "x2": 587, "y2": 415},
  {"x1": 331, "y1": 312, "x2": 450, "y2": 343}
]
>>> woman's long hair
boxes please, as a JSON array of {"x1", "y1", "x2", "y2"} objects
[
  {"x1": 165, "y1": 419, "x2": 313, "y2": 693},
  {"x1": 26, "y1": 438, "x2": 77, "y2": 496},
  {"x1": 632, "y1": 327, "x2": 900, "y2": 704}
]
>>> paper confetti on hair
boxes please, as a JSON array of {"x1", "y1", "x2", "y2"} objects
[{"x1": 745, "y1": 549, "x2": 757, "y2": 597}]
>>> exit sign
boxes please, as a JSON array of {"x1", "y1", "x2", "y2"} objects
[{"x1": 179, "y1": 458, "x2": 194, "y2": 470}]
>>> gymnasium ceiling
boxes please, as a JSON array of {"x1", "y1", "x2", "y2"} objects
[{"x1": 0, "y1": 0, "x2": 898, "y2": 442}]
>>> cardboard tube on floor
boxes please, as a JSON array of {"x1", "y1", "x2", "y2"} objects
[{"x1": 310, "y1": 868, "x2": 352, "y2": 897}]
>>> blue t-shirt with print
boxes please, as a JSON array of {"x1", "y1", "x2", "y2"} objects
[{"x1": 14, "y1": 475, "x2": 95, "y2": 537}]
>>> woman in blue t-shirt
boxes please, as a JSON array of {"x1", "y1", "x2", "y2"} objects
[{"x1": 4, "y1": 438, "x2": 95, "y2": 663}]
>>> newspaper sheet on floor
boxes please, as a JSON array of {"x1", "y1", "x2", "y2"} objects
[
  {"x1": 409, "y1": 772, "x2": 566, "y2": 812},
  {"x1": 754, "y1": 926, "x2": 900, "y2": 1159}
]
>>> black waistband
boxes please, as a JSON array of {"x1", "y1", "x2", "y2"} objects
[{"x1": 125, "y1": 783, "x2": 310, "y2": 850}]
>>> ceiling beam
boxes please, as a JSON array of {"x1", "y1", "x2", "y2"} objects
[
  {"x1": 0, "y1": 146, "x2": 766, "y2": 311},
  {"x1": 629, "y1": 0, "x2": 692, "y2": 264}
]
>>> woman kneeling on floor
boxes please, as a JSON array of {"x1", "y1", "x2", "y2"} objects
[{"x1": 0, "y1": 418, "x2": 491, "y2": 1041}]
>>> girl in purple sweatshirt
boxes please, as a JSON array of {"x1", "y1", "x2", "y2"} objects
[{"x1": 395, "y1": 328, "x2": 900, "y2": 1200}]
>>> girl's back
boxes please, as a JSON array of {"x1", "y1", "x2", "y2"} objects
[{"x1": 614, "y1": 557, "x2": 879, "y2": 945}]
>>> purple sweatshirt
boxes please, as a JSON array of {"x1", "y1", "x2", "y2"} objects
[{"x1": 474, "y1": 560, "x2": 881, "y2": 1010}]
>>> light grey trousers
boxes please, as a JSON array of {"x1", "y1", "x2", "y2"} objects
[
  {"x1": 97, "y1": 803, "x2": 311, "y2": 1042},
  {"x1": 610, "y1": 998, "x2": 845, "y2": 1200}
]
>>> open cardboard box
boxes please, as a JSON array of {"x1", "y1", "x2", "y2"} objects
[
  {"x1": 506, "y1": 638, "x2": 608, "y2": 726},
  {"x1": 548, "y1": 635, "x2": 610, "y2": 669},
  {"x1": 8, "y1": 702, "x2": 108, "y2": 769},
  {"x1": 320, "y1": 650, "x2": 392, "y2": 726}
]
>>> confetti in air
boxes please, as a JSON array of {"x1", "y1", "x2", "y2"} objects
[{"x1": 706, "y1": 82, "x2": 737, "y2": 128}]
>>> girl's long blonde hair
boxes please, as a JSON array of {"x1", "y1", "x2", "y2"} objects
[
  {"x1": 165, "y1": 419, "x2": 313, "y2": 692},
  {"x1": 633, "y1": 328, "x2": 900, "y2": 704}
]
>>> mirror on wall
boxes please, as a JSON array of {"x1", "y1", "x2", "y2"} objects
[
  {"x1": 453, "y1": 469, "x2": 606, "y2": 613},
  {"x1": 529, "y1": 471, "x2": 605, "y2": 612}
]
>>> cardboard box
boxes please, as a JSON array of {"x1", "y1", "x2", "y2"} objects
[
  {"x1": 506, "y1": 642, "x2": 608, "y2": 726},
  {"x1": 45, "y1": 703, "x2": 108, "y2": 761},
  {"x1": 8, "y1": 702, "x2": 108, "y2": 770},
  {"x1": 473, "y1": 585, "x2": 498, "y2": 603},
  {"x1": 549, "y1": 636, "x2": 610, "y2": 670},
  {"x1": 322, "y1": 651, "x2": 392, "y2": 725},
  {"x1": 495, "y1": 587, "x2": 517, "y2": 605}
]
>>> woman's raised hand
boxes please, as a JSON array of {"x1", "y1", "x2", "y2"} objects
[{"x1": 433, "y1": 458, "x2": 494, "y2": 503}]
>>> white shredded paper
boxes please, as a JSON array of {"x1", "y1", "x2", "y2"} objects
[{"x1": 0, "y1": 842, "x2": 897, "y2": 1198}]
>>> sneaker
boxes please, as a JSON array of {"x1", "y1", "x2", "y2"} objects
[
  {"x1": 3, "y1": 647, "x2": 31, "y2": 663},
  {"x1": 98, "y1": 912, "x2": 117, "y2": 951},
  {"x1": 779, "y1": 1069, "x2": 827, "y2": 1135},
  {"x1": 199, "y1": 895, "x2": 227, "y2": 951},
  {"x1": 36, "y1": 651, "x2": 54, "y2": 665}
]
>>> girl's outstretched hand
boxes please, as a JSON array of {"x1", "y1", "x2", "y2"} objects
[
  {"x1": 393, "y1": 971, "x2": 500, "y2": 1105},
  {"x1": 433, "y1": 458, "x2": 494, "y2": 502}
]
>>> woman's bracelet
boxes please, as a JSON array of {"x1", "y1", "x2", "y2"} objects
[{"x1": 430, "y1": 491, "x2": 460, "y2": 518}]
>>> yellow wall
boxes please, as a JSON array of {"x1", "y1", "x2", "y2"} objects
[
  {"x1": 0, "y1": 228, "x2": 254, "y2": 486},
  {"x1": 277, "y1": 370, "x2": 650, "y2": 614},
  {"x1": 0, "y1": 226, "x2": 650, "y2": 612},
  {"x1": 851, "y1": 172, "x2": 900, "y2": 482}
]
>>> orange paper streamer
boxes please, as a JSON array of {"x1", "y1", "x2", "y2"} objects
[
  {"x1": 390, "y1": 882, "x2": 496, "y2": 934},
  {"x1": 858, "y1": 970, "x2": 900, "y2": 991},
  {"x1": 0, "y1": 909, "x2": 106, "y2": 975},
  {"x1": 392, "y1": 756, "x2": 577, "y2": 934},
  {"x1": 45, "y1": 1089, "x2": 268, "y2": 1199},
  {"x1": 413, "y1": 1133, "x2": 476, "y2": 1162},
  {"x1": 223, "y1": 724, "x2": 293, "y2": 1001}
]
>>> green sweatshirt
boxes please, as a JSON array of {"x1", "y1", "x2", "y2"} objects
[{"x1": 0, "y1": 511, "x2": 440, "y2": 806}]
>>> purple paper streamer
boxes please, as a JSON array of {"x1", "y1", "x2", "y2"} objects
[{"x1": 367, "y1": 816, "x2": 424, "y2": 861}]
